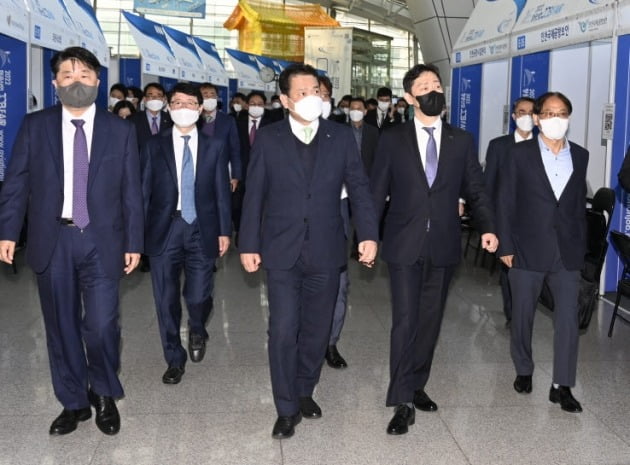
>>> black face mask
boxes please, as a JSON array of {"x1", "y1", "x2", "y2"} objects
[{"x1": 416, "y1": 91, "x2": 445, "y2": 117}]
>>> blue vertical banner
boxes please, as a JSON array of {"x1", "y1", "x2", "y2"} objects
[
  {"x1": 0, "y1": 34, "x2": 27, "y2": 181},
  {"x1": 119, "y1": 58, "x2": 141, "y2": 88},
  {"x1": 159, "y1": 77, "x2": 178, "y2": 92},
  {"x1": 228, "y1": 78, "x2": 238, "y2": 108},
  {"x1": 43, "y1": 48, "x2": 58, "y2": 109},
  {"x1": 605, "y1": 34, "x2": 630, "y2": 292},
  {"x1": 510, "y1": 51, "x2": 549, "y2": 103},
  {"x1": 216, "y1": 86, "x2": 228, "y2": 113},
  {"x1": 451, "y1": 64, "x2": 482, "y2": 147}
]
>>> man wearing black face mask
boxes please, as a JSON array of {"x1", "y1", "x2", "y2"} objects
[
  {"x1": 371, "y1": 64, "x2": 497, "y2": 435},
  {"x1": 0, "y1": 47, "x2": 143, "y2": 436}
]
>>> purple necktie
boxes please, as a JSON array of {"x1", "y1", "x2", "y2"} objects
[
  {"x1": 423, "y1": 127, "x2": 438, "y2": 187},
  {"x1": 151, "y1": 116, "x2": 159, "y2": 135},
  {"x1": 249, "y1": 119, "x2": 257, "y2": 146},
  {"x1": 71, "y1": 119, "x2": 90, "y2": 229}
]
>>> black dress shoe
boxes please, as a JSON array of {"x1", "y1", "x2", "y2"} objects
[
  {"x1": 162, "y1": 365, "x2": 185, "y2": 384},
  {"x1": 549, "y1": 385, "x2": 582, "y2": 413},
  {"x1": 272, "y1": 413, "x2": 302, "y2": 439},
  {"x1": 514, "y1": 375, "x2": 533, "y2": 394},
  {"x1": 88, "y1": 390, "x2": 120, "y2": 435},
  {"x1": 299, "y1": 396, "x2": 322, "y2": 419},
  {"x1": 325, "y1": 345, "x2": 348, "y2": 369},
  {"x1": 188, "y1": 332, "x2": 206, "y2": 363},
  {"x1": 49, "y1": 407, "x2": 92, "y2": 435},
  {"x1": 386, "y1": 405, "x2": 415, "y2": 435},
  {"x1": 413, "y1": 390, "x2": 438, "y2": 412}
]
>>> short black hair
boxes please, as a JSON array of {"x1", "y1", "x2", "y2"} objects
[
  {"x1": 366, "y1": 98, "x2": 378, "y2": 107},
  {"x1": 199, "y1": 82, "x2": 218, "y2": 93},
  {"x1": 127, "y1": 86, "x2": 143, "y2": 100},
  {"x1": 50, "y1": 46, "x2": 101, "y2": 76},
  {"x1": 278, "y1": 63, "x2": 318, "y2": 95},
  {"x1": 350, "y1": 97, "x2": 366, "y2": 108},
  {"x1": 167, "y1": 82, "x2": 203, "y2": 105},
  {"x1": 143, "y1": 82, "x2": 166, "y2": 96},
  {"x1": 232, "y1": 92, "x2": 247, "y2": 102},
  {"x1": 534, "y1": 92, "x2": 573, "y2": 115},
  {"x1": 246, "y1": 91, "x2": 267, "y2": 104},
  {"x1": 270, "y1": 94, "x2": 281, "y2": 102},
  {"x1": 112, "y1": 100, "x2": 137, "y2": 116},
  {"x1": 512, "y1": 97, "x2": 535, "y2": 113},
  {"x1": 376, "y1": 87, "x2": 393, "y2": 99},
  {"x1": 317, "y1": 75, "x2": 333, "y2": 95},
  {"x1": 402, "y1": 64, "x2": 441, "y2": 94},
  {"x1": 109, "y1": 83, "x2": 127, "y2": 97}
]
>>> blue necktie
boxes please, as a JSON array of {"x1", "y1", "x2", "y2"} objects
[
  {"x1": 180, "y1": 135, "x2": 196, "y2": 223},
  {"x1": 71, "y1": 119, "x2": 90, "y2": 229},
  {"x1": 151, "y1": 116, "x2": 159, "y2": 135},
  {"x1": 423, "y1": 127, "x2": 438, "y2": 187}
]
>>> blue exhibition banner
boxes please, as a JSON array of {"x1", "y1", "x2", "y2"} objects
[
  {"x1": 159, "y1": 77, "x2": 178, "y2": 93},
  {"x1": 119, "y1": 58, "x2": 142, "y2": 88},
  {"x1": 133, "y1": 0, "x2": 205, "y2": 19},
  {"x1": 0, "y1": 34, "x2": 27, "y2": 182},
  {"x1": 451, "y1": 64, "x2": 482, "y2": 147},
  {"x1": 43, "y1": 48, "x2": 58, "y2": 109},
  {"x1": 510, "y1": 51, "x2": 549, "y2": 104}
]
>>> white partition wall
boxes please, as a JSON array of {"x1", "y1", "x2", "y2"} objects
[{"x1": 479, "y1": 59, "x2": 510, "y2": 165}]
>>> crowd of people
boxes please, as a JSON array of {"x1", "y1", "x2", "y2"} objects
[{"x1": 0, "y1": 46, "x2": 591, "y2": 441}]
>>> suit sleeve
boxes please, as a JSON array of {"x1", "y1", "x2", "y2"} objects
[
  {"x1": 238, "y1": 134, "x2": 267, "y2": 253},
  {"x1": 227, "y1": 117, "x2": 242, "y2": 180},
  {"x1": 496, "y1": 145, "x2": 518, "y2": 257},
  {"x1": 0, "y1": 116, "x2": 31, "y2": 241},
  {"x1": 141, "y1": 141, "x2": 153, "y2": 220},
  {"x1": 484, "y1": 139, "x2": 500, "y2": 203},
  {"x1": 121, "y1": 123, "x2": 144, "y2": 253},
  {"x1": 214, "y1": 141, "x2": 232, "y2": 237},
  {"x1": 369, "y1": 132, "x2": 392, "y2": 223},
  {"x1": 619, "y1": 145, "x2": 630, "y2": 191},
  {"x1": 461, "y1": 133, "x2": 495, "y2": 234}
]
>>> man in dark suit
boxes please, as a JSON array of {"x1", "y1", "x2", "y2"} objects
[
  {"x1": 497, "y1": 92, "x2": 588, "y2": 413},
  {"x1": 0, "y1": 47, "x2": 144, "y2": 436},
  {"x1": 129, "y1": 82, "x2": 172, "y2": 151},
  {"x1": 371, "y1": 64, "x2": 498, "y2": 435},
  {"x1": 484, "y1": 97, "x2": 535, "y2": 324},
  {"x1": 239, "y1": 64, "x2": 379, "y2": 439},
  {"x1": 142, "y1": 83, "x2": 232, "y2": 385},
  {"x1": 365, "y1": 86, "x2": 402, "y2": 132},
  {"x1": 348, "y1": 97, "x2": 379, "y2": 176}
]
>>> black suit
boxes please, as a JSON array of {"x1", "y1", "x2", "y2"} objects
[
  {"x1": 371, "y1": 119, "x2": 494, "y2": 406},
  {"x1": 130, "y1": 110, "x2": 172, "y2": 152},
  {"x1": 365, "y1": 108, "x2": 401, "y2": 132},
  {"x1": 497, "y1": 137, "x2": 588, "y2": 386},
  {"x1": 353, "y1": 122, "x2": 379, "y2": 176}
]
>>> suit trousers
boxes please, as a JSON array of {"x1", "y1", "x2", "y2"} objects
[
  {"x1": 499, "y1": 263, "x2": 512, "y2": 321},
  {"x1": 150, "y1": 218, "x2": 215, "y2": 367},
  {"x1": 36, "y1": 226, "x2": 122, "y2": 409},
  {"x1": 386, "y1": 257, "x2": 454, "y2": 406},
  {"x1": 329, "y1": 198, "x2": 351, "y2": 345},
  {"x1": 265, "y1": 245, "x2": 341, "y2": 416},
  {"x1": 509, "y1": 252, "x2": 580, "y2": 386}
]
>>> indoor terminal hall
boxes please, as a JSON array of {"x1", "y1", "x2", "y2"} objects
[{"x1": 2, "y1": 0, "x2": 630, "y2": 464}]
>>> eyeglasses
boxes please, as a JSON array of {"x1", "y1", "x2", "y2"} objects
[
  {"x1": 538, "y1": 110, "x2": 569, "y2": 119},
  {"x1": 170, "y1": 100, "x2": 199, "y2": 109}
]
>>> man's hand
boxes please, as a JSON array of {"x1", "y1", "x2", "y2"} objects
[
  {"x1": 481, "y1": 233, "x2": 498, "y2": 254},
  {"x1": 357, "y1": 240, "x2": 378, "y2": 268},
  {"x1": 0, "y1": 240, "x2": 16, "y2": 265},
  {"x1": 241, "y1": 253, "x2": 261, "y2": 273},
  {"x1": 124, "y1": 253, "x2": 141, "y2": 274},
  {"x1": 218, "y1": 236, "x2": 231, "y2": 257},
  {"x1": 500, "y1": 255, "x2": 514, "y2": 268},
  {"x1": 230, "y1": 179, "x2": 239, "y2": 192}
]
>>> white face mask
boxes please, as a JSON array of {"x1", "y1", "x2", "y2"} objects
[
  {"x1": 539, "y1": 117, "x2": 569, "y2": 140},
  {"x1": 341, "y1": 107, "x2": 350, "y2": 115},
  {"x1": 377, "y1": 100, "x2": 390, "y2": 112},
  {"x1": 145, "y1": 99, "x2": 164, "y2": 112},
  {"x1": 169, "y1": 108, "x2": 200, "y2": 128},
  {"x1": 290, "y1": 95, "x2": 323, "y2": 122},
  {"x1": 349, "y1": 110, "x2": 364, "y2": 122},
  {"x1": 248, "y1": 105, "x2": 265, "y2": 118},
  {"x1": 321, "y1": 101, "x2": 332, "y2": 119},
  {"x1": 271, "y1": 101, "x2": 282, "y2": 109},
  {"x1": 397, "y1": 107, "x2": 406, "y2": 115},
  {"x1": 109, "y1": 96, "x2": 121, "y2": 108},
  {"x1": 515, "y1": 114, "x2": 534, "y2": 132},
  {"x1": 203, "y1": 98, "x2": 217, "y2": 112},
  {"x1": 126, "y1": 97, "x2": 136, "y2": 103},
  {"x1": 232, "y1": 103, "x2": 242, "y2": 113}
]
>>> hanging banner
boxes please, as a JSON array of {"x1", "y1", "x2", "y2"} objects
[
  {"x1": 0, "y1": 0, "x2": 29, "y2": 42},
  {"x1": 225, "y1": 48, "x2": 265, "y2": 90},
  {"x1": 133, "y1": 0, "x2": 206, "y2": 19},
  {"x1": 0, "y1": 34, "x2": 27, "y2": 181},
  {"x1": 29, "y1": 0, "x2": 80, "y2": 50},
  {"x1": 192, "y1": 37, "x2": 228, "y2": 87},
  {"x1": 451, "y1": 64, "x2": 482, "y2": 147},
  {"x1": 63, "y1": 0, "x2": 109, "y2": 67},
  {"x1": 119, "y1": 57, "x2": 141, "y2": 88},
  {"x1": 510, "y1": 50, "x2": 550, "y2": 103},
  {"x1": 162, "y1": 25, "x2": 206, "y2": 83},
  {"x1": 123, "y1": 11, "x2": 178, "y2": 79}
]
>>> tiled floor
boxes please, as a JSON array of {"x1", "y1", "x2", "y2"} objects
[{"x1": 1, "y1": 248, "x2": 630, "y2": 465}]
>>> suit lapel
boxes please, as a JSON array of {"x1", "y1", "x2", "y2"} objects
[
  {"x1": 530, "y1": 140, "x2": 558, "y2": 199},
  {"x1": 88, "y1": 109, "x2": 109, "y2": 192},
  {"x1": 278, "y1": 119, "x2": 304, "y2": 180},
  {"x1": 402, "y1": 120, "x2": 428, "y2": 188},
  {"x1": 47, "y1": 105, "x2": 64, "y2": 185},
  {"x1": 160, "y1": 128, "x2": 178, "y2": 188},
  {"x1": 435, "y1": 123, "x2": 456, "y2": 188},
  {"x1": 313, "y1": 119, "x2": 334, "y2": 182}
]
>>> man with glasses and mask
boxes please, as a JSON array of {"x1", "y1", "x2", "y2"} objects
[
  {"x1": 239, "y1": 63, "x2": 378, "y2": 439},
  {"x1": 497, "y1": 92, "x2": 588, "y2": 414},
  {"x1": 142, "y1": 82, "x2": 231, "y2": 385},
  {"x1": 371, "y1": 64, "x2": 498, "y2": 435},
  {"x1": 484, "y1": 97, "x2": 536, "y2": 325},
  {"x1": 0, "y1": 47, "x2": 143, "y2": 436}
]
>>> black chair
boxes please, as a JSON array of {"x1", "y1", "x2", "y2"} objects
[{"x1": 608, "y1": 230, "x2": 630, "y2": 336}]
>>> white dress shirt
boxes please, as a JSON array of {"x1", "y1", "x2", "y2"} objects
[
  {"x1": 413, "y1": 116, "x2": 442, "y2": 170},
  {"x1": 288, "y1": 115, "x2": 319, "y2": 144},
  {"x1": 172, "y1": 126, "x2": 199, "y2": 211}
]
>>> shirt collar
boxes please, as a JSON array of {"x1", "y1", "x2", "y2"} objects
[
  {"x1": 288, "y1": 114, "x2": 319, "y2": 137},
  {"x1": 173, "y1": 125, "x2": 198, "y2": 139},
  {"x1": 62, "y1": 103, "x2": 96, "y2": 124}
]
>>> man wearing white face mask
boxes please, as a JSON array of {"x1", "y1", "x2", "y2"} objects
[
  {"x1": 485, "y1": 97, "x2": 535, "y2": 325},
  {"x1": 142, "y1": 83, "x2": 232, "y2": 385},
  {"x1": 497, "y1": 92, "x2": 588, "y2": 414},
  {"x1": 129, "y1": 82, "x2": 172, "y2": 153},
  {"x1": 365, "y1": 87, "x2": 401, "y2": 132},
  {"x1": 239, "y1": 63, "x2": 379, "y2": 439}
]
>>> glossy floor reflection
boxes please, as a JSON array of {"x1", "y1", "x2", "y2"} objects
[{"x1": 1, "y1": 248, "x2": 630, "y2": 465}]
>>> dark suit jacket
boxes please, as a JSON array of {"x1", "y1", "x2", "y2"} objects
[
  {"x1": 354, "y1": 122, "x2": 379, "y2": 175},
  {"x1": 236, "y1": 111, "x2": 275, "y2": 183},
  {"x1": 371, "y1": 120, "x2": 494, "y2": 266},
  {"x1": 130, "y1": 110, "x2": 172, "y2": 151},
  {"x1": 497, "y1": 138, "x2": 588, "y2": 272},
  {"x1": 0, "y1": 105, "x2": 144, "y2": 278},
  {"x1": 364, "y1": 109, "x2": 401, "y2": 132},
  {"x1": 239, "y1": 118, "x2": 379, "y2": 270},
  {"x1": 199, "y1": 111, "x2": 242, "y2": 181},
  {"x1": 484, "y1": 133, "x2": 515, "y2": 204},
  {"x1": 141, "y1": 128, "x2": 232, "y2": 259}
]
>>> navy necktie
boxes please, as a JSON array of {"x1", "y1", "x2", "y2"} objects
[
  {"x1": 180, "y1": 135, "x2": 196, "y2": 223},
  {"x1": 71, "y1": 119, "x2": 90, "y2": 229},
  {"x1": 423, "y1": 127, "x2": 438, "y2": 187},
  {"x1": 151, "y1": 116, "x2": 159, "y2": 135}
]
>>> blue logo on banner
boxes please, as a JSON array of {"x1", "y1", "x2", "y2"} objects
[
  {"x1": 145, "y1": 63, "x2": 151, "y2": 71},
  {"x1": 517, "y1": 35, "x2": 526, "y2": 50},
  {"x1": 34, "y1": 25, "x2": 41, "y2": 40},
  {"x1": 455, "y1": 52, "x2": 461, "y2": 63}
]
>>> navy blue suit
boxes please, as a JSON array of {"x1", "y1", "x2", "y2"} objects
[
  {"x1": 142, "y1": 128, "x2": 231, "y2": 367},
  {"x1": 0, "y1": 104, "x2": 143, "y2": 409},
  {"x1": 240, "y1": 118, "x2": 378, "y2": 415},
  {"x1": 200, "y1": 110, "x2": 242, "y2": 181},
  {"x1": 130, "y1": 109, "x2": 172, "y2": 152}
]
